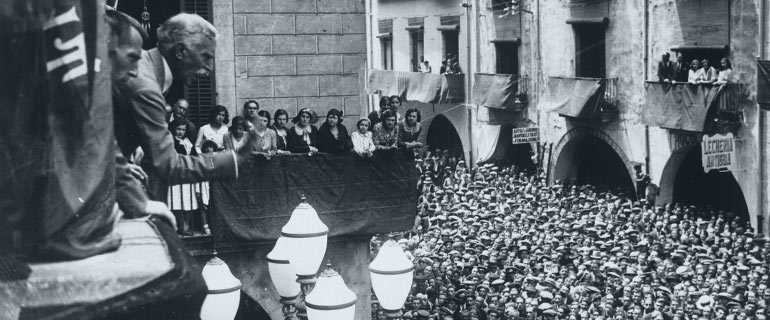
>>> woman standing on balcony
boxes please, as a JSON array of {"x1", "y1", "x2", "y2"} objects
[
  {"x1": 251, "y1": 110, "x2": 277, "y2": 157},
  {"x1": 688, "y1": 59, "x2": 704, "y2": 84},
  {"x1": 716, "y1": 58, "x2": 734, "y2": 84},
  {"x1": 195, "y1": 105, "x2": 229, "y2": 151},
  {"x1": 287, "y1": 108, "x2": 319, "y2": 154},
  {"x1": 398, "y1": 108, "x2": 423, "y2": 149},
  {"x1": 272, "y1": 109, "x2": 291, "y2": 155},
  {"x1": 373, "y1": 109, "x2": 399, "y2": 150},
  {"x1": 317, "y1": 109, "x2": 351, "y2": 153}
]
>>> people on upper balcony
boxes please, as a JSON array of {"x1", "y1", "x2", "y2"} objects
[
  {"x1": 272, "y1": 109, "x2": 291, "y2": 155},
  {"x1": 352, "y1": 118, "x2": 376, "y2": 157},
  {"x1": 373, "y1": 109, "x2": 399, "y2": 150},
  {"x1": 398, "y1": 108, "x2": 424, "y2": 149},
  {"x1": 657, "y1": 53, "x2": 674, "y2": 83},
  {"x1": 318, "y1": 109, "x2": 352, "y2": 154},
  {"x1": 419, "y1": 60, "x2": 432, "y2": 73},
  {"x1": 287, "y1": 108, "x2": 319, "y2": 154},
  {"x1": 716, "y1": 58, "x2": 734, "y2": 84},
  {"x1": 251, "y1": 110, "x2": 277, "y2": 157},
  {"x1": 688, "y1": 59, "x2": 704, "y2": 84},
  {"x1": 195, "y1": 105, "x2": 229, "y2": 152},
  {"x1": 223, "y1": 116, "x2": 249, "y2": 152},
  {"x1": 698, "y1": 59, "x2": 718, "y2": 84},
  {"x1": 368, "y1": 96, "x2": 391, "y2": 131},
  {"x1": 439, "y1": 59, "x2": 448, "y2": 74},
  {"x1": 673, "y1": 52, "x2": 689, "y2": 83}
]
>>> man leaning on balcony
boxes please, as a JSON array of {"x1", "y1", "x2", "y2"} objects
[{"x1": 657, "y1": 53, "x2": 674, "y2": 83}]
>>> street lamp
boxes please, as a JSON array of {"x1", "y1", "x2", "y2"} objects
[
  {"x1": 305, "y1": 263, "x2": 357, "y2": 320},
  {"x1": 200, "y1": 252, "x2": 242, "y2": 320},
  {"x1": 281, "y1": 195, "x2": 329, "y2": 319},
  {"x1": 268, "y1": 236, "x2": 301, "y2": 320},
  {"x1": 369, "y1": 239, "x2": 414, "y2": 319}
]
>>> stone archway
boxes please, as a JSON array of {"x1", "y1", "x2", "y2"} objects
[
  {"x1": 549, "y1": 127, "x2": 636, "y2": 196},
  {"x1": 425, "y1": 114, "x2": 465, "y2": 160},
  {"x1": 658, "y1": 144, "x2": 750, "y2": 223}
]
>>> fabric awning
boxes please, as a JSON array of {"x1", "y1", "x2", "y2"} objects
[
  {"x1": 542, "y1": 77, "x2": 604, "y2": 118},
  {"x1": 641, "y1": 82, "x2": 723, "y2": 132},
  {"x1": 759, "y1": 60, "x2": 770, "y2": 109},
  {"x1": 368, "y1": 69, "x2": 464, "y2": 103},
  {"x1": 475, "y1": 124, "x2": 502, "y2": 163},
  {"x1": 472, "y1": 73, "x2": 521, "y2": 109}
]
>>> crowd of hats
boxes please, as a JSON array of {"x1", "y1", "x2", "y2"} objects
[{"x1": 369, "y1": 157, "x2": 768, "y2": 320}]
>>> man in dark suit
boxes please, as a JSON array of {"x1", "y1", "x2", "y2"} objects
[
  {"x1": 673, "y1": 52, "x2": 689, "y2": 83},
  {"x1": 113, "y1": 13, "x2": 254, "y2": 202},
  {"x1": 657, "y1": 53, "x2": 674, "y2": 83}
]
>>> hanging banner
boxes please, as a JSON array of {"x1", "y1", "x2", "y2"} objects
[
  {"x1": 512, "y1": 127, "x2": 539, "y2": 144},
  {"x1": 701, "y1": 133, "x2": 736, "y2": 173}
]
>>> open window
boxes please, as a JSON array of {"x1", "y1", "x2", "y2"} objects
[
  {"x1": 495, "y1": 42, "x2": 519, "y2": 75},
  {"x1": 438, "y1": 16, "x2": 460, "y2": 64},
  {"x1": 378, "y1": 19, "x2": 394, "y2": 70},
  {"x1": 569, "y1": 18, "x2": 607, "y2": 78},
  {"x1": 406, "y1": 17, "x2": 425, "y2": 72}
]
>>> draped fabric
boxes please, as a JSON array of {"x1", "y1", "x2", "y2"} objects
[
  {"x1": 642, "y1": 82, "x2": 723, "y2": 132},
  {"x1": 759, "y1": 60, "x2": 770, "y2": 109},
  {"x1": 472, "y1": 74, "x2": 518, "y2": 109},
  {"x1": 211, "y1": 150, "x2": 420, "y2": 242},
  {"x1": 368, "y1": 69, "x2": 465, "y2": 103},
  {"x1": 542, "y1": 77, "x2": 603, "y2": 118},
  {"x1": 0, "y1": 0, "x2": 118, "y2": 259},
  {"x1": 475, "y1": 124, "x2": 502, "y2": 163}
]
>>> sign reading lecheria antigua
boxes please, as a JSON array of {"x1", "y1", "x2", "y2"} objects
[
  {"x1": 512, "y1": 127, "x2": 539, "y2": 144},
  {"x1": 701, "y1": 133, "x2": 736, "y2": 173}
]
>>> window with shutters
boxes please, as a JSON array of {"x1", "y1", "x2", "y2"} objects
[{"x1": 181, "y1": 0, "x2": 216, "y2": 128}]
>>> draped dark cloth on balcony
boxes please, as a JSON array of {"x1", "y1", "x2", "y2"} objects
[
  {"x1": 641, "y1": 82, "x2": 724, "y2": 132},
  {"x1": 542, "y1": 77, "x2": 604, "y2": 118},
  {"x1": 472, "y1": 73, "x2": 519, "y2": 109},
  {"x1": 210, "y1": 150, "x2": 420, "y2": 242},
  {"x1": 368, "y1": 69, "x2": 464, "y2": 103},
  {"x1": 759, "y1": 60, "x2": 770, "y2": 109}
]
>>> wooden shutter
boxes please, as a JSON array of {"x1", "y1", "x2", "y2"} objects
[{"x1": 181, "y1": 0, "x2": 216, "y2": 128}]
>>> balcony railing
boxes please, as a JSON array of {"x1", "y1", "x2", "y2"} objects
[
  {"x1": 642, "y1": 82, "x2": 748, "y2": 133},
  {"x1": 472, "y1": 73, "x2": 529, "y2": 111},
  {"x1": 367, "y1": 69, "x2": 465, "y2": 104},
  {"x1": 542, "y1": 76, "x2": 619, "y2": 121}
]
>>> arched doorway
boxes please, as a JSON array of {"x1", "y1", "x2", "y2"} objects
[
  {"x1": 426, "y1": 114, "x2": 464, "y2": 160},
  {"x1": 667, "y1": 145, "x2": 750, "y2": 222},
  {"x1": 551, "y1": 128, "x2": 635, "y2": 197}
]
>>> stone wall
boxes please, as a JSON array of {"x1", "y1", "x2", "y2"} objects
[{"x1": 214, "y1": 0, "x2": 368, "y2": 134}]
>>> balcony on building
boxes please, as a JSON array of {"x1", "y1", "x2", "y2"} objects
[
  {"x1": 542, "y1": 76, "x2": 619, "y2": 123},
  {"x1": 642, "y1": 80, "x2": 748, "y2": 135},
  {"x1": 366, "y1": 69, "x2": 465, "y2": 104},
  {"x1": 472, "y1": 74, "x2": 529, "y2": 111}
]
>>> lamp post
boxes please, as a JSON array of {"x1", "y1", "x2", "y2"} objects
[
  {"x1": 200, "y1": 251, "x2": 242, "y2": 320},
  {"x1": 268, "y1": 236, "x2": 301, "y2": 320},
  {"x1": 305, "y1": 263, "x2": 357, "y2": 320},
  {"x1": 370, "y1": 239, "x2": 414, "y2": 319},
  {"x1": 280, "y1": 196, "x2": 329, "y2": 320}
]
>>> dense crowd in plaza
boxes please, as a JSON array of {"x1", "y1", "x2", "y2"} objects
[{"x1": 369, "y1": 155, "x2": 768, "y2": 320}]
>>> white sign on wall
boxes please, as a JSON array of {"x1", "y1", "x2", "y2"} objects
[
  {"x1": 701, "y1": 133, "x2": 736, "y2": 173},
  {"x1": 512, "y1": 127, "x2": 539, "y2": 144}
]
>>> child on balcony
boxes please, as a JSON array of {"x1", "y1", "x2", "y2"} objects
[{"x1": 352, "y1": 118, "x2": 376, "y2": 157}]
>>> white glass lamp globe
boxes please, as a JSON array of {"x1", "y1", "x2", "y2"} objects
[
  {"x1": 369, "y1": 239, "x2": 414, "y2": 317},
  {"x1": 200, "y1": 254, "x2": 242, "y2": 320},
  {"x1": 267, "y1": 236, "x2": 301, "y2": 303},
  {"x1": 305, "y1": 264, "x2": 357, "y2": 320},
  {"x1": 281, "y1": 196, "x2": 329, "y2": 284}
]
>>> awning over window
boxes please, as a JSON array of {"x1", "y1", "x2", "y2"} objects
[
  {"x1": 472, "y1": 73, "x2": 521, "y2": 109},
  {"x1": 542, "y1": 77, "x2": 603, "y2": 118},
  {"x1": 759, "y1": 60, "x2": 770, "y2": 109},
  {"x1": 368, "y1": 69, "x2": 464, "y2": 103},
  {"x1": 641, "y1": 82, "x2": 723, "y2": 132}
]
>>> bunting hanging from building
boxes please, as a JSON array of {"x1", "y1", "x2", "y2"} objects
[
  {"x1": 542, "y1": 77, "x2": 603, "y2": 118},
  {"x1": 641, "y1": 83, "x2": 723, "y2": 132}
]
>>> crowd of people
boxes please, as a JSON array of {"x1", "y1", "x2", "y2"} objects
[
  {"x1": 369, "y1": 156, "x2": 768, "y2": 320},
  {"x1": 657, "y1": 52, "x2": 734, "y2": 85}
]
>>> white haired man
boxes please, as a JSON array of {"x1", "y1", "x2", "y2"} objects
[{"x1": 113, "y1": 13, "x2": 255, "y2": 201}]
